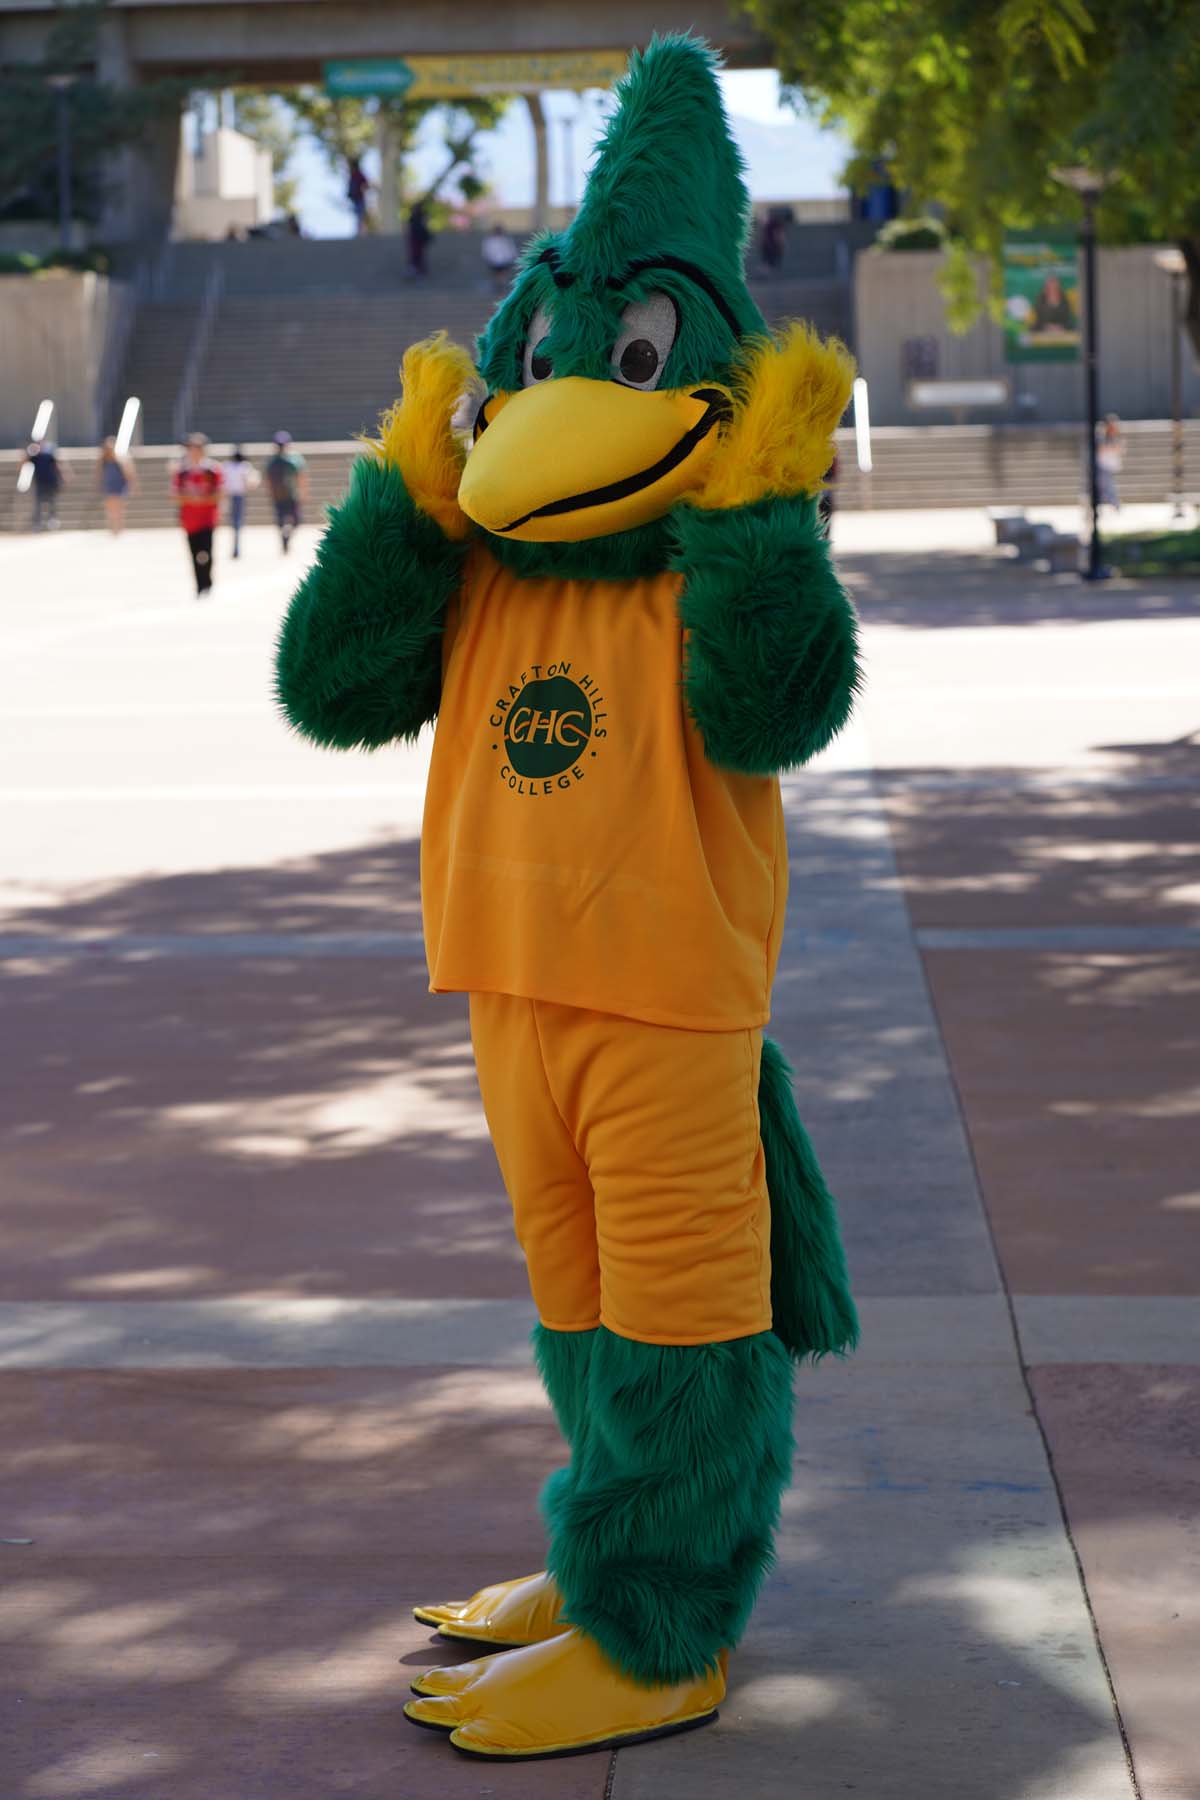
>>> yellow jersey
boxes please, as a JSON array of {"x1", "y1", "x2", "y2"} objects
[{"x1": 421, "y1": 547, "x2": 787, "y2": 1030}]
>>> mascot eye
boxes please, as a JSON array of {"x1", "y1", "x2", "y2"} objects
[
  {"x1": 521, "y1": 308, "x2": 554, "y2": 386},
  {"x1": 610, "y1": 292, "x2": 677, "y2": 391}
]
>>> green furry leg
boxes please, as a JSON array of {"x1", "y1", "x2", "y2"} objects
[
  {"x1": 542, "y1": 1326, "x2": 794, "y2": 1686},
  {"x1": 532, "y1": 1324, "x2": 597, "y2": 1527},
  {"x1": 532, "y1": 1323, "x2": 597, "y2": 1442}
]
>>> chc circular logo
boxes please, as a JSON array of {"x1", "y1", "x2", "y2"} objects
[{"x1": 504, "y1": 674, "x2": 593, "y2": 777}]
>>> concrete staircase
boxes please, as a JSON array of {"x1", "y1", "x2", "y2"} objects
[
  {"x1": 153, "y1": 224, "x2": 872, "y2": 301},
  {"x1": 113, "y1": 301, "x2": 200, "y2": 442},
  {"x1": 158, "y1": 234, "x2": 489, "y2": 299},
  {"x1": 103, "y1": 231, "x2": 854, "y2": 447},
  {"x1": 173, "y1": 279, "x2": 849, "y2": 446},
  {"x1": 179, "y1": 293, "x2": 491, "y2": 445}
]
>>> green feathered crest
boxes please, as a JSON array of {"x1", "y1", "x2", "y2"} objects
[{"x1": 477, "y1": 34, "x2": 766, "y2": 395}]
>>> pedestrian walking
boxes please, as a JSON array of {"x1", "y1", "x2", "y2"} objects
[
  {"x1": 407, "y1": 199, "x2": 433, "y2": 277},
  {"x1": 1097, "y1": 413, "x2": 1124, "y2": 510},
  {"x1": 222, "y1": 445, "x2": 259, "y2": 558},
  {"x1": 481, "y1": 220, "x2": 518, "y2": 293},
  {"x1": 264, "y1": 431, "x2": 308, "y2": 555},
  {"x1": 23, "y1": 440, "x2": 68, "y2": 531},
  {"x1": 760, "y1": 208, "x2": 786, "y2": 275},
  {"x1": 347, "y1": 157, "x2": 371, "y2": 235},
  {"x1": 97, "y1": 437, "x2": 137, "y2": 535},
  {"x1": 171, "y1": 433, "x2": 224, "y2": 597}
]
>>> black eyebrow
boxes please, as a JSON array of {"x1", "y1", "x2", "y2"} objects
[
  {"x1": 538, "y1": 246, "x2": 744, "y2": 337},
  {"x1": 535, "y1": 247, "x2": 575, "y2": 290},
  {"x1": 608, "y1": 256, "x2": 744, "y2": 339}
]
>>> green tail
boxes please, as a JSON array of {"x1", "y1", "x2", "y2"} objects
[{"x1": 759, "y1": 1035, "x2": 859, "y2": 1361}]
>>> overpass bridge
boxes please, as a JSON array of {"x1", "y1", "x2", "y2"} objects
[
  {"x1": 0, "y1": 0, "x2": 770, "y2": 245},
  {"x1": 0, "y1": 1, "x2": 767, "y2": 79}
]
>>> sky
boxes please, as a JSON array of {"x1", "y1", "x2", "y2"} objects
[{"x1": 287, "y1": 71, "x2": 850, "y2": 237}]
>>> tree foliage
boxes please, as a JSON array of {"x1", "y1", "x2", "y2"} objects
[
  {"x1": 230, "y1": 91, "x2": 299, "y2": 213},
  {"x1": 282, "y1": 91, "x2": 509, "y2": 228},
  {"x1": 0, "y1": 0, "x2": 182, "y2": 226},
  {"x1": 745, "y1": 0, "x2": 1200, "y2": 351}
]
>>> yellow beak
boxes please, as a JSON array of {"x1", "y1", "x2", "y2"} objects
[{"x1": 458, "y1": 377, "x2": 728, "y2": 542}]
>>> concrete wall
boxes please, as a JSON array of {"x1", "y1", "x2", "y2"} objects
[
  {"x1": 176, "y1": 124, "x2": 275, "y2": 239},
  {"x1": 856, "y1": 248, "x2": 1200, "y2": 427},
  {"x1": 0, "y1": 274, "x2": 127, "y2": 446}
]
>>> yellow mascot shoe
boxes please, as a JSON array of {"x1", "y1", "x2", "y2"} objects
[
  {"x1": 412, "y1": 1570, "x2": 566, "y2": 1649},
  {"x1": 409, "y1": 1653, "x2": 492, "y2": 1699},
  {"x1": 403, "y1": 1693, "x2": 465, "y2": 1733},
  {"x1": 404, "y1": 1628, "x2": 726, "y2": 1761}
]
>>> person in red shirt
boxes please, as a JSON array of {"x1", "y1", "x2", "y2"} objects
[{"x1": 171, "y1": 433, "x2": 225, "y2": 596}]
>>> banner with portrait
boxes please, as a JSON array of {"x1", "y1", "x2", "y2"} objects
[{"x1": 1003, "y1": 234, "x2": 1080, "y2": 362}]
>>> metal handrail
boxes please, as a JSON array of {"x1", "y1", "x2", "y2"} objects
[
  {"x1": 171, "y1": 262, "x2": 225, "y2": 443},
  {"x1": 150, "y1": 239, "x2": 175, "y2": 302}
]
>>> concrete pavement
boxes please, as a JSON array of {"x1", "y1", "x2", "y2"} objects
[{"x1": 1, "y1": 518, "x2": 1196, "y2": 1798}]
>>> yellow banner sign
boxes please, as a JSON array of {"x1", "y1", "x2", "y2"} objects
[{"x1": 404, "y1": 50, "x2": 628, "y2": 98}]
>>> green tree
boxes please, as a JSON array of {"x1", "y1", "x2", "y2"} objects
[
  {"x1": 745, "y1": 0, "x2": 1200, "y2": 354},
  {"x1": 284, "y1": 90, "x2": 508, "y2": 228},
  {"x1": 285, "y1": 92, "x2": 379, "y2": 171},
  {"x1": 0, "y1": 0, "x2": 182, "y2": 227},
  {"x1": 230, "y1": 91, "x2": 300, "y2": 214}
]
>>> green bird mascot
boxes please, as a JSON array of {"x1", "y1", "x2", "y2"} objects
[{"x1": 276, "y1": 33, "x2": 859, "y2": 1763}]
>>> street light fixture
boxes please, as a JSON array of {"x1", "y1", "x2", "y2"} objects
[
  {"x1": 45, "y1": 71, "x2": 78, "y2": 253},
  {"x1": 1154, "y1": 245, "x2": 1188, "y2": 522},
  {"x1": 1051, "y1": 164, "x2": 1117, "y2": 581}
]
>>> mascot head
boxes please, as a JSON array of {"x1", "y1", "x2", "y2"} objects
[{"x1": 456, "y1": 34, "x2": 854, "y2": 549}]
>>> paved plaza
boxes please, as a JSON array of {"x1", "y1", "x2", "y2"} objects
[{"x1": 1, "y1": 517, "x2": 1197, "y2": 1799}]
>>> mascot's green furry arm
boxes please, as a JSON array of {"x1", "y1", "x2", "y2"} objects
[
  {"x1": 674, "y1": 494, "x2": 857, "y2": 776},
  {"x1": 274, "y1": 344, "x2": 473, "y2": 749}
]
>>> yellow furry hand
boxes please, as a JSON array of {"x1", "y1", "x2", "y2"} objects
[
  {"x1": 373, "y1": 333, "x2": 480, "y2": 541},
  {"x1": 682, "y1": 323, "x2": 856, "y2": 512}
]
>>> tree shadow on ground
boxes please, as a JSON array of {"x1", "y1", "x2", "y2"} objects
[
  {"x1": 873, "y1": 726, "x2": 1200, "y2": 1297},
  {"x1": 1, "y1": 714, "x2": 1192, "y2": 1794},
  {"x1": 0, "y1": 836, "x2": 524, "y2": 1304},
  {"x1": 0, "y1": 1353, "x2": 1147, "y2": 1800}
]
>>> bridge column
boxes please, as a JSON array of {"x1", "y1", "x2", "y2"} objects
[
  {"x1": 524, "y1": 93, "x2": 549, "y2": 232},
  {"x1": 96, "y1": 10, "x2": 181, "y2": 250},
  {"x1": 375, "y1": 110, "x2": 399, "y2": 234}
]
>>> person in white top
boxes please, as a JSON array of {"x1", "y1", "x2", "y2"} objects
[
  {"x1": 222, "y1": 447, "x2": 260, "y2": 558},
  {"x1": 481, "y1": 222, "x2": 518, "y2": 293},
  {"x1": 1096, "y1": 414, "x2": 1124, "y2": 511}
]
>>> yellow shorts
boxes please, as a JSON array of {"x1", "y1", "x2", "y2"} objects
[{"x1": 469, "y1": 993, "x2": 773, "y2": 1346}]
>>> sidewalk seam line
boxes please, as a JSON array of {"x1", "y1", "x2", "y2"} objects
[{"x1": 604, "y1": 1747, "x2": 619, "y2": 1798}]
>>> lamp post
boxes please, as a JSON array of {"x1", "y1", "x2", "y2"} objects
[
  {"x1": 1051, "y1": 165, "x2": 1116, "y2": 580},
  {"x1": 46, "y1": 72, "x2": 77, "y2": 252},
  {"x1": 1154, "y1": 246, "x2": 1188, "y2": 521}
]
